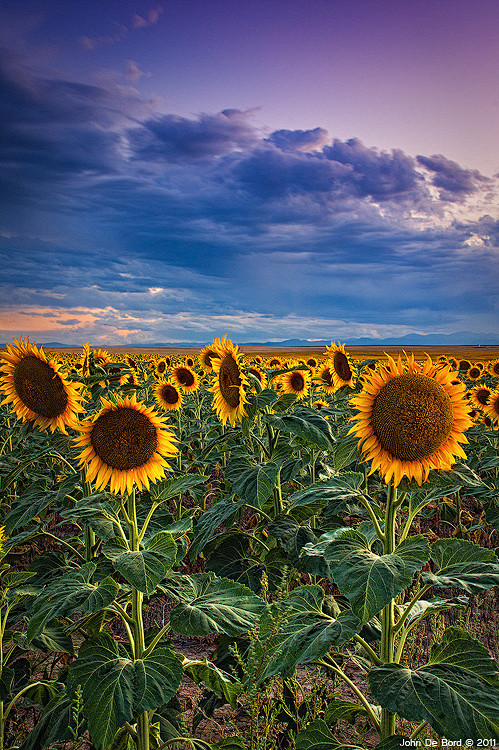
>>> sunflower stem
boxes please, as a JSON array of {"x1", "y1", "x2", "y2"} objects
[
  {"x1": 126, "y1": 488, "x2": 150, "y2": 750},
  {"x1": 380, "y1": 481, "x2": 398, "y2": 740}
]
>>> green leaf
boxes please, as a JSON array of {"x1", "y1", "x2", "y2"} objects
[
  {"x1": 4, "y1": 480, "x2": 55, "y2": 534},
  {"x1": 205, "y1": 533, "x2": 264, "y2": 592},
  {"x1": 268, "y1": 515, "x2": 331, "y2": 578},
  {"x1": 322, "y1": 532, "x2": 430, "y2": 624},
  {"x1": 164, "y1": 572, "x2": 264, "y2": 636},
  {"x1": 15, "y1": 622, "x2": 75, "y2": 655},
  {"x1": 287, "y1": 472, "x2": 365, "y2": 508},
  {"x1": 257, "y1": 586, "x2": 361, "y2": 683},
  {"x1": 150, "y1": 473, "x2": 207, "y2": 501},
  {"x1": 295, "y1": 718, "x2": 364, "y2": 749},
  {"x1": 369, "y1": 661, "x2": 499, "y2": 743},
  {"x1": 263, "y1": 409, "x2": 334, "y2": 449},
  {"x1": 67, "y1": 633, "x2": 183, "y2": 750},
  {"x1": 422, "y1": 538, "x2": 499, "y2": 593},
  {"x1": 189, "y1": 498, "x2": 246, "y2": 558},
  {"x1": 183, "y1": 657, "x2": 242, "y2": 707},
  {"x1": 398, "y1": 596, "x2": 468, "y2": 631},
  {"x1": 229, "y1": 462, "x2": 280, "y2": 507},
  {"x1": 428, "y1": 626, "x2": 499, "y2": 684},
  {"x1": 27, "y1": 563, "x2": 119, "y2": 640},
  {"x1": 17, "y1": 693, "x2": 78, "y2": 750},
  {"x1": 102, "y1": 532, "x2": 176, "y2": 595},
  {"x1": 323, "y1": 698, "x2": 374, "y2": 724},
  {"x1": 3, "y1": 570, "x2": 36, "y2": 589}
]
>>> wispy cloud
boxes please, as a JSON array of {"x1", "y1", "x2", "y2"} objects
[{"x1": 80, "y1": 5, "x2": 163, "y2": 50}]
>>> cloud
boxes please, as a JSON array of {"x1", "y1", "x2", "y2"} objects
[
  {"x1": 0, "y1": 49, "x2": 497, "y2": 344},
  {"x1": 126, "y1": 60, "x2": 151, "y2": 82},
  {"x1": 131, "y1": 6, "x2": 164, "y2": 29},
  {"x1": 80, "y1": 5, "x2": 163, "y2": 50},
  {"x1": 416, "y1": 153, "x2": 493, "y2": 201}
]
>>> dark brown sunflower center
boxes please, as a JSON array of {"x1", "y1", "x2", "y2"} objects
[
  {"x1": 90, "y1": 407, "x2": 158, "y2": 470},
  {"x1": 269, "y1": 359, "x2": 280, "y2": 367},
  {"x1": 333, "y1": 351, "x2": 352, "y2": 381},
  {"x1": 468, "y1": 368, "x2": 480, "y2": 378},
  {"x1": 157, "y1": 361, "x2": 166, "y2": 373},
  {"x1": 13, "y1": 355, "x2": 68, "y2": 418},
  {"x1": 219, "y1": 354, "x2": 241, "y2": 408},
  {"x1": 176, "y1": 367, "x2": 195, "y2": 387},
  {"x1": 476, "y1": 388, "x2": 490, "y2": 405},
  {"x1": 249, "y1": 368, "x2": 262, "y2": 382},
  {"x1": 307, "y1": 359, "x2": 317, "y2": 367},
  {"x1": 290, "y1": 372, "x2": 305, "y2": 391},
  {"x1": 492, "y1": 363, "x2": 499, "y2": 376},
  {"x1": 371, "y1": 373, "x2": 453, "y2": 462},
  {"x1": 321, "y1": 368, "x2": 333, "y2": 386},
  {"x1": 459, "y1": 360, "x2": 471, "y2": 371},
  {"x1": 161, "y1": 384, "x2": 180, "y2": 405}
]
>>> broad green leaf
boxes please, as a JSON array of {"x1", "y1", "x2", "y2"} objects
[
  {"x1": 369, "y1": 662, "x2": 499, "y2": 742},
  {"x1": 428, "y1": 626, "x2": 499, "y2": 684},
  {"x1": 398, "y1": 596, "x2": 467, "y2": 631},
  {"x1": 189, "y1": 498, "x2": 246, "y2": 558},
  {"x1": 164, "y1": 572, "x2": 264, "y2": 636},
  {"x1": 257, "y1": 586, "x2": 361, "y2": 683},
  {"x1": 323, "y1": 698, "x2": 374, "y2": 724},
  {"x1": 205, "y1": 533, "x2": 264, "y2": 592},
  {"x1": 15, "y1": 622, "x2": 74, "y2": 655},
  {"x1": 288, "y1": 473, "x2": 365, "y2": 508},
  {"x1": 102, "y1": 532, "x2": 176, "y2": 595},
  {"x1": 67, "y1": 633, "x2": 183, "y2": 750},
  {"x1": 17, "y1": 694, "x2": 78, "y2": 750},
  {"x1": 3, "y1": 570, "x2": 36, "y2": 589},
  {"x1": 150, "y1": 473, "x2": 207, "y2": 501},
  {"x1": 27, "y1": 563, "x2": 119, "y2": 640},
  {"x1": 263, "y1": 409, "x2": 334, "y2": 449},
  {"x1": 295, "y1": 718, "x2": 364, "y2": 749},
  {"x1": 268, "y1": 515, "x2": 331, "y2": 578},
  {"x1": 4, "y1": 480, "x2": 55, "y2": 534},
  {"x1": 323, "y1": 532, "x2": 430, "y2": 623},
  {"x1": 183, "y1": 657, "x2": 242, "y2": 707},
  {"x1": 422, "y1": 538, "x2": 499, "y2": 593},
  {"x1": 229, "y1": 462, "x2": 280, "y2": 507}
]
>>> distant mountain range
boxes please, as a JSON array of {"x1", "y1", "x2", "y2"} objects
[{"x1": 5, "y1": 331, "x2": 499, "y2": 348}]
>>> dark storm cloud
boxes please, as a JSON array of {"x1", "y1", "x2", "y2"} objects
[
  {"x1": 416, "y1": 154, "x2": 493, "y2": 201},
  {"x1": 127, "y1": 109, "x2": 259, "y2": 162}
]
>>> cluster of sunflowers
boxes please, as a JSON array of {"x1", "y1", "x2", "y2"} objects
[{"x1": 1, "y1": 336, "x2": 498, "y2": 497}]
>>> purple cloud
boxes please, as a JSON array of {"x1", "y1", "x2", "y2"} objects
[
  {"x1": 267, "y1": 127, "x2": 330, "y2": 151},
  {"x1": 416, "y1": 153, "x2": 492, "y2": 201}
]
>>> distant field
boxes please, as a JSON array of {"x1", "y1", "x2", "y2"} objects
[{"x1": 47, "y1": 343, "x2": 499, "y2": 362}]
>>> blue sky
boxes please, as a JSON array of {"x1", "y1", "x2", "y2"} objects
[{"x1": 0, "y1": 0, "x2": 498, "y2": 344}]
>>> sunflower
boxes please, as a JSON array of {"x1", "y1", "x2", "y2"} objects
[
  {"x1": 326, "y1": 342, "x2": 356, "y2": 390},
  {"x1": 307, "y1": 357, "x2": 319, "y2": 368},
  {"x1": 469, "y1": 385, "x2": 492, "y2": 410},
  {"x1": 312, "y1": 399, "x2": 329, "y2": 410},
  {"x1": 171, "y1": 365, "x2": 200, "y2": 393},
  {"x1": 488, "y1": 360, "x2": 499, "y2": 378},
  {"x1": 247, "y1": 367, "x2": 268, "y2": 391},
  {"x1": 74, "y1": 393, "x2": 177, "y2": 495},
  {"x1": 268, "y1": 358, "x2": 281, "y2": 368},
  {"x1": 458, "y1": 359, "x2": 471, "y2": 373},
  {"x1": 315, "y1": 364, "x2": 336, "y2": 394},
  {"x1": 155, "y1": 358, "x2": 169, "y2": 377},
  {"x1": 278, "y1": 367, "x2": 310, "y2": 400},
  {"x1": 484, "y1": 391, "x2": 499, "y2": 424},
  {"x1": 153, "y1": 380, "x2": 183, "y2": 412},
  {"x1": 125, "y1": 354, "x2": 138, "y2": 370},
  {"x1": 210, "y1": 337, "x2": 249, "y2": 426},
  {"x1": 185, "y1": 356, "x2": 195, "y2": 368},
  {"x1": 466, "y1": 366, "x2": 482, "y2": 381},
  {"x1": 198, "y1": 345, "x2": 221, "y2": 372},
  {"x1": 482, "y1": 415, "x2": 494, "y2": 429},
  {"x1": 349, "y1": 354, "x2": 473, "y2": 486},
  {"x1": 0, "y1": 337, "x2": 84, "y2": 433}
]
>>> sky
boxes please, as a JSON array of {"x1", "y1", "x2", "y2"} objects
[{"x1": 0, "y1": 0, "x2": 498, "y2": 345}]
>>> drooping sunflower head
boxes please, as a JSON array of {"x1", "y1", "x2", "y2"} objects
[
  {"x1": 125, "y1": 354, "x2": 137, "y2": 370},
  {"x1": 247, "y1": 367, "x2": 268, "y2": 392},
  {"x1": 469, "y1": 385, "x2": 492, "y2": 410},
  {"x1": 315, "y1": 364, "x2": 336, "y2": 393},
  {"x1": 484, "y1": 390, "x2": 499, "y2": 424},
  {"x1": 268, "y1": 358, "x2": 282, "y2": 368},
  {"x1": 326, "y1": 342, "x2": 356, "y2": 390},
  {"x1": 349, "y1": 354, "x2": 473, "y2": 486},
  {"x1": 278, "y1": 367, "x2": 311, "y2": 400},
  {"x1": 0, "y1": 337, "x2": 84, "y2": 433},
  {"x1": 74, "y1": 393, "x2": 177, "y2": 495},
  {"x1": 198, "y1": 345, "x2": 221, "y2": 372},
  {"x1": 153, "y1": 380, "x2": 183, "y2": 412},
  {"x1": 171, "y1": 365, "x2": 199, "y2": 393},
  {"x1": 488, "y1": 360, "x2": 499, "y2": 378},
  {"x1": 312, "y1": 399, "x2": 329, "y2": 410},
  {"x1": 209, "y1": 337, "x2": 249, "y2": 426}
]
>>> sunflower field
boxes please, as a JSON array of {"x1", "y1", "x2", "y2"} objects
[{"x1": 1, "y1": 337, "x2": 499, "y2": 750}]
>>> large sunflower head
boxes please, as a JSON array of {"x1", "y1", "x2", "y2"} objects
[
  {"x1": 74, "y1": 393, "x2": 177, "y2": 495},
  {"x1": 171, "y1": 365, "x2": 199, "y2": 393},
  {"x1": 0, "y1": 337, "x2": 84, "y2": 433},
  {"x1": 349, "y1": 354, "x2": 473, "y2": 486},
  {"x1": 278, "y1": 367, "x2": 311, "y2": 400},
  {"x1": 198, "y1": 345, "x2": 221, "y2": 372},
  {"x1": 325, "y1": 342, "x2": 356, "y2": 390},
  {"x1": 466, "y1": 365, "x2": 482, "y2": 381},
  {"x1": 153, "y1": 380, "x2": 183, "y2": 412},
  {"x1": 488, "y1": 360, "x2": 499, "y2": 378},
  {"x1": 209, "y1": 337, "x2": 249, "y2": 426},
  {"x1": 469, "y1": 385, "x2": 492, "y2": 410}
]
